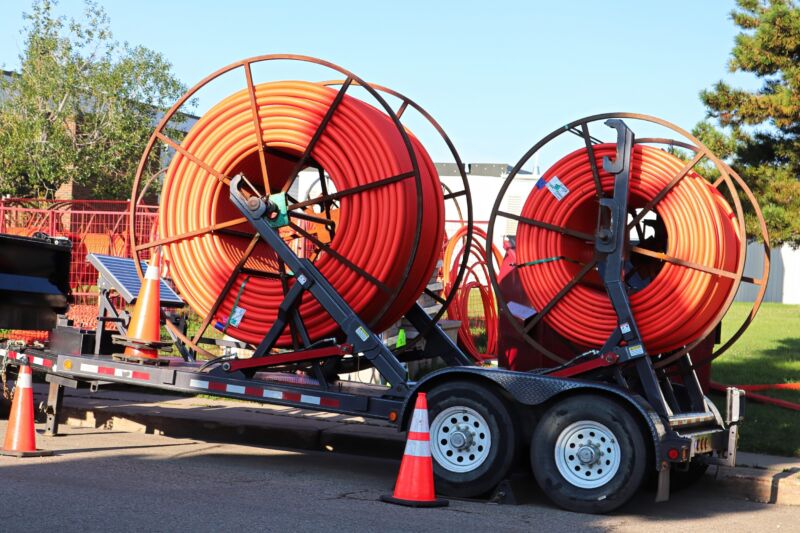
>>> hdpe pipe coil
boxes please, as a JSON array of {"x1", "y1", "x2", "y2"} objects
[
  {"x1": 160, "y1": 81, "x2": 443, "y2": 346},
  {"x1": 516, "y1": 144, "x2": 740, "y2": 354},
  {"x1": 443, "y1": 225, "x2": 502, "y2": 360}
]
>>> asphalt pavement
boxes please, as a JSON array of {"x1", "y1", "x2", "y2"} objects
[{"x1": 0, "y1": 421, "x2": 797, "y2": 533}]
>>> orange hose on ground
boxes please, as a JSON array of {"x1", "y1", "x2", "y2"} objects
[
  {"x1": 517, "y1": 144, "x2": 740, "y2": 354},
  {"x1": 160, "y1": 81, "x2": 443, "y2": 347},
  {"x1": 710, "y1": 382, "x2": 800, "y2": 411}
]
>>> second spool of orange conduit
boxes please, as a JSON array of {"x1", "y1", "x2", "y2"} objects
[
  {"x1": 160, "y1": 81, "x2": 443, "y2": 347},
  {"x1": 516, "y1": 144, "x2": 740, "y2": 355}
]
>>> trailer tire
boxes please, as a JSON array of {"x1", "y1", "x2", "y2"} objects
[
  {"x1": 426, "y1": 380, "x2": 516, "y2": 498},
  {"x1": 531, "y1": 394, "x2": 648, "y2": 514}
]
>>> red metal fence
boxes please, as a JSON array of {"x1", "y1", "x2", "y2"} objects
[{"x1": 0, "y1": 198, "x2": 158, "y2": 314}]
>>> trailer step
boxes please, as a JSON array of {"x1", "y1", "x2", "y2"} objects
[{"x1": 668, "y1": 412, "x2": 717, "y2": 428}]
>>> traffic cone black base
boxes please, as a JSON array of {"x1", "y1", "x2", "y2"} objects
[
  {"x1": 0, "y1": 449, "x2": 53, "y2": 458},
  {"x1": 379, "y1": 494, "x2": 448, "y2": 508}
]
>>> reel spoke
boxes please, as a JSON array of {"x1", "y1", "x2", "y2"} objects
[
  {"x1": 287, "y1": 221, "x2": 391, "y2": 295},
  {"x1": 627, "y1": 151, "x2": 704, "y2": 230},
  {"x1": 395, "y1": 100, "x2": 409, "y2": 119},
  {"x1": 424, "y1": 287, "x2": 446, "y2": 305},
  {"x1": 155, "y1": 131, "x2": 231, "y2": 186},
  {"x1": 523, "y1": 258, "x2": 599, "y2": 334},
  {"x1": 244, "y1": 62, "x2": 271, "y2": 194},
  {"x1": 282, "y1": 77, "x2": 354, "y2": 193},
  {"x1": 191, "y1": 234, "x2": 261, "y2": 345},
  {"x1": 581, "y1": 123, "x2": 603, "y2": 198},
  {"x1": 497, "y1": 210, "x2": 594, "y2": 242},
  {"x1": 288, "y1": 210, "x2": 336, "y2": 227},
  {"x1": 287, "y1": 171, "x2": 415, "y2": 211},
  {"x1": 135, "y1": 217, "x2": 249, "y2": 251},
  {"x1": 630, "y1": 246, "x2": 738, "y2": 280}
]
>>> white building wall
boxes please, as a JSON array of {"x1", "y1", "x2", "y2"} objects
[{"x1": 735, "y1": 242, "x2": 800, "y2": 304}]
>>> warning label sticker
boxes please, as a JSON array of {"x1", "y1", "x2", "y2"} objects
[
  {"x1": 546, "y1": 176, "x2": 570, "y2": 201},
  {"x1": 628, "y1": 344, "x2": 645, "y2": 357},
  {"x1": 229, "y1": 306, "x2": 246, "y2": 328}
]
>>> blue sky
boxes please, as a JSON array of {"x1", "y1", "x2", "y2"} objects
[{"x1": 0, "y1": 1, "x2": 759, "y2": 164}]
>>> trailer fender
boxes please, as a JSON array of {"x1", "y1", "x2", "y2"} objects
[{"x1": 399, "y1": 366, "x2": 667, "y2": 470}]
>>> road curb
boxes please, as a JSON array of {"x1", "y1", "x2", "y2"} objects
[{"x1": 713, "y1": 464, "x2": 800, "y2": 505}]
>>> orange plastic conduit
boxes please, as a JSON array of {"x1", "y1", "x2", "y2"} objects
[
  {"x1": 517, "y1": 144, "x2": 740, "y2": 354},
  {"x1": 710, "y1": 382, "x2": 800, "y2": 411},
  {"x1": 443, "y1": 225, "x2": 502, "y2": 360},
  {"x1": 160, "y1": 81, "x2": 443, "y2": 347}
]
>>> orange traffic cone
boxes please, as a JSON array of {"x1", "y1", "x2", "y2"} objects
[
  {"x1": 124, "y1": 251, "x2": 162, "y2": 360},
  {"x1": 381, "y1": 393, "x2": 448, "y2": 507},
  {"x1": 1, "y1": 358, "x2": 53, "y2": 457}
]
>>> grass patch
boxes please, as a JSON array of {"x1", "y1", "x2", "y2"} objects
[{"x1": 712, "y1": 302, "x2": 800, "y2": 457}]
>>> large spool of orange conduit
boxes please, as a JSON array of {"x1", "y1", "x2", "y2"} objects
[
  {"x1": 516, "y1": 144, "x2": 740, "y2": 355},
  {"x1": 159, "y1": 80, "x2": 443, "y2": 347}
]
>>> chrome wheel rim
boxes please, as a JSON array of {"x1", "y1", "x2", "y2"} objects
[
  {"x1": 554, "y1": 420, "x2": 621, "y2": 489},
  {"x1": 430, "y1": 406, "x2": 491, "y2": 473}
]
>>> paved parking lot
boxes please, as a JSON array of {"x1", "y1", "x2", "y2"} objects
[{"x1": 0, "y1": 422, "x2": 795, "y2": 532}]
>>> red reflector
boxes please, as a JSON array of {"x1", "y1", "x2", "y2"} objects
[{"x1": 667, "y1": 448, "x2": 679, "y2": 460}]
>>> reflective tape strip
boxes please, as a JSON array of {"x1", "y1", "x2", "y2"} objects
[
  {"x1": 0, "y1": 348, "x2": 6, "y2": 356},
  {"x1": 403, "y1": 439, "x2": 431, "y2": 458},
  {"x1": 81, "y1": 364, "x2": 99, "y2": 374},
  {"x1": 320, "y1": 397, "x2": 340, "y2": 408},
  {"x1": 31, "y1": 356, "x2": 44, "y2": 366},
  {"x1": 409, "y1": 409, "x2": 429, "y2": 433},
  {"x1": 115, "y1": 368, "x2": 134, "y2": 379},
  {"x1": 263, "y1": 389, "x2": 282, "y2": 400},
  {"x1": 300, "y1": 394, "x2": 320, "y2": 405},
  {"x1": 407, "y1": 431, "x2": 430, "y2": 441},
  {"x1": 189, "y1": 379, "x2": 209, "y2": 390},
  {"x1": 16, "y1": 372, "x2": 32, "y2": 388},
  {"x1": 144, "y1": 263, "x2": 160, "y2": 280},
  {"x1": 227, "y1": 384, "x2": 245, "y2": 395}
]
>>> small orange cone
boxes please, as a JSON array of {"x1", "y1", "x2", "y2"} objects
[
  {"x1": 381, "y1": 393, "x2": 448, "y2": 507},
  {"x1": 1, "y1": 358, "x2": 53, "y2": 457},
  {"x1": 124, "y1": 251, "x2": 162, "y2": 360}
]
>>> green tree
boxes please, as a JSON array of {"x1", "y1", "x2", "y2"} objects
[
  {"x1": 694, "y1": 0, "x2": 800, "y2": 246},
  {"x1": 0, "y1": 0, "x2": 187, "y2": 199}
]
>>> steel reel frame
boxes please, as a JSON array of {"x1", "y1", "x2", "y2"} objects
[
  {"x1": 487, "y1": 112, "x2": 770, "y2": 369},
  {"x1": 130, "y1": 54, "x2": 428, "y2": 358},
  {"x1": 318, "y1": 79, "x2": 474, "y2": 350}
]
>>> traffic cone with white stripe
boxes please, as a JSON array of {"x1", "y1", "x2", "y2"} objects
[
  {"x1": 1, "y1": 358, "x2": 52, "y2": 457},
  {"x1": 124, "y1": 251, "x2": 162, "y2": 360},
  {"x1": 381, "y1": 392, "x2": 448, "y2": 507}
]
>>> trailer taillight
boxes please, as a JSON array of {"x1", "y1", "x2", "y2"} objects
[{"x1": 667, "y1": 448, "x2": 679, "y2": 461}]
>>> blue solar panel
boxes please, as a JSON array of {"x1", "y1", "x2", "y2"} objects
[{"x1": 87, "y1": 254, "x2": 184, "y2": 307}]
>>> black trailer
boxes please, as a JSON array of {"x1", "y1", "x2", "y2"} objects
[{"x1": 0, "y1": 125, "x2": 746, "y2": 513}]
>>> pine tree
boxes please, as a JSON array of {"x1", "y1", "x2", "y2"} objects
[{"x1": 694, "y1": 0, "x2": 800, "y2": 246}]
